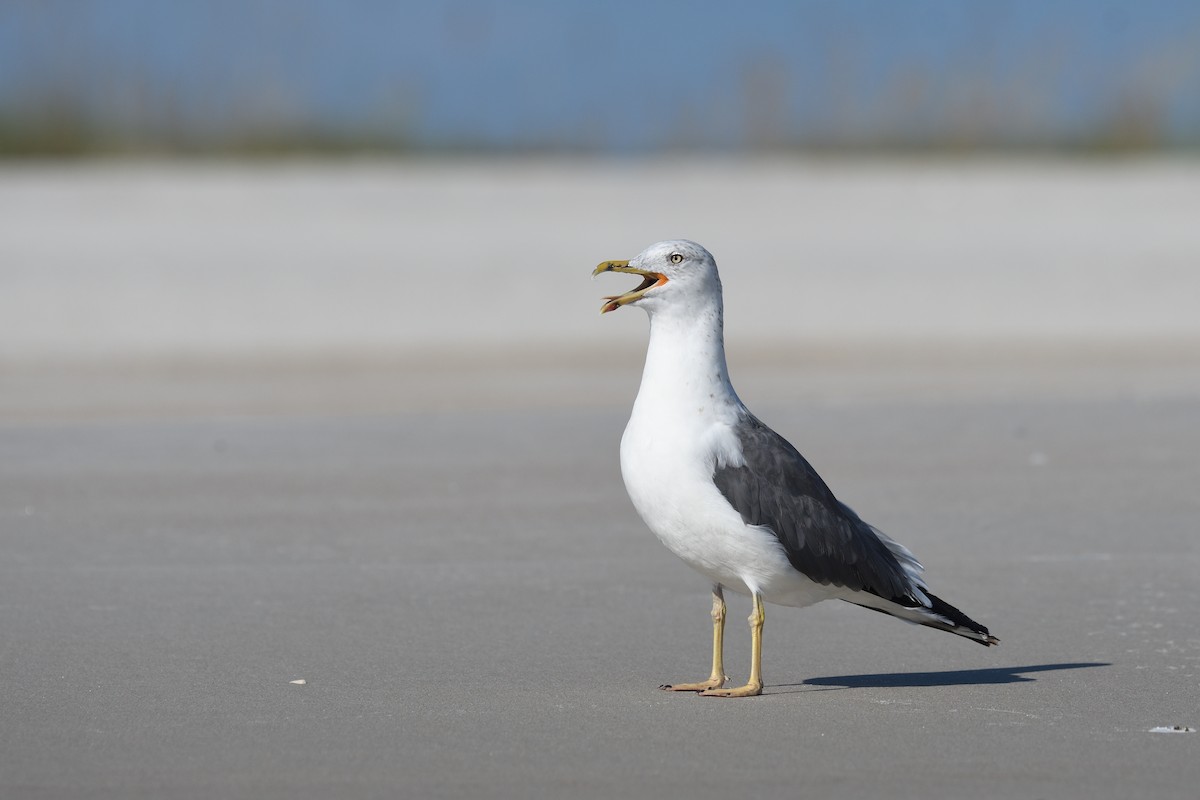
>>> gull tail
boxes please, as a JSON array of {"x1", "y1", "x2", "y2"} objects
[{"x1": 847, "y1": 592, "x2": 1000, "y2": 647}]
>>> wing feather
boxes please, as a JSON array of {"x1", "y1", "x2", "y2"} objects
[{"x1": 713, "y1": 413, "x2": 926, "y2": 607}]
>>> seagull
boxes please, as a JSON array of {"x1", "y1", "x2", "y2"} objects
[{"x1": 594, "y1": 240, "x2": 998, "y2": 698}]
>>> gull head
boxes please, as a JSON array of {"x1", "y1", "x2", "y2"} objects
[{"x1": 592, "y1": 240, "x2": 721, "y2": 315}]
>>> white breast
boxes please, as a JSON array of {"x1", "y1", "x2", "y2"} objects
[
  {"x1": 619, "y1": 388, "x2": 815, "y2": 602},
  {"x1": 615, "y1": 289, "x2": 833, "y2": 606}
]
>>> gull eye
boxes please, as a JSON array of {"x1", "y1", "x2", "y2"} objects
[{"x1": 669, "y1": 253, "x2": 684, "y2": 264}]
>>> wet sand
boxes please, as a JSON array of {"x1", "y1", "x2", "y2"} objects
[{"x1": 2, "y1": 393, "x2": 1198, "y2": 799}]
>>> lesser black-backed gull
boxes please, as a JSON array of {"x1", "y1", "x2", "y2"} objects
[{"x1": 594, "y1": 239, "x2": 998, "y2": 698}]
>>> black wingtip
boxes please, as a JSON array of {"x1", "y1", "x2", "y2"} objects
[{"x1": 926, "y1": 592, "x2": 998, "y2": 646}]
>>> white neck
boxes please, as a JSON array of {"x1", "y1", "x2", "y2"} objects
[{"x1": 631, "y1": 295, "x2": 743, "y2": 420}]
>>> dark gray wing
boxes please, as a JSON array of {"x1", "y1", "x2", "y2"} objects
[{"x1": 713, "y1": 412, "x2": 922, "y2": 606}]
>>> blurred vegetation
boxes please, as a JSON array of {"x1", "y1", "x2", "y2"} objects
[
  {"x1": 2, "y1": 100, "x2": 1191, "y2": 159},
  {"x1": 0, "y1": 83, "x2": 416, "y2": 158},
  {"x1": 1, "y1": 73, "x2": 1193, "y2": 159},
  {"x1": 1, "y1": 124, "x2": 1191, "y2": 162}
]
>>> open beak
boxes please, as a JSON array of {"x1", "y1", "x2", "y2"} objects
[{"x1": 592, "y1": 260, "x2": 668, "y2": 314}]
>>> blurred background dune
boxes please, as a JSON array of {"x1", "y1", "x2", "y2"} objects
[{"x1": 2, "y1": 1, "x2": 1199, "y2": 418}]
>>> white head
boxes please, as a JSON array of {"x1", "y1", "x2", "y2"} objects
[{"x1": 593, "y1": 239, "x2": 722, "y2": 318}]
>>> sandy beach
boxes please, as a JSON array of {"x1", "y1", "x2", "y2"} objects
[{"x1": 1, "y1": 159, "x2": 1197, "y2": 798}]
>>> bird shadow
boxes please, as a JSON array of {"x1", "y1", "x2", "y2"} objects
[{"x1": 773, "y1": 662, "x2": 1110, "y2": 692}]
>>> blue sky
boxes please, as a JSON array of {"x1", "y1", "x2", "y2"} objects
[{"x1": 1, "y1": 0, "x2": 1198, "y2": 149}]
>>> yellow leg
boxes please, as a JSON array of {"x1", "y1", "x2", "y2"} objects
[
  {"x1": 660, "y1": 585, "x2": 729, "y2": 692},
  {"x1": 701, "y1": 592, "x2": 764, "y2": 698}
]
